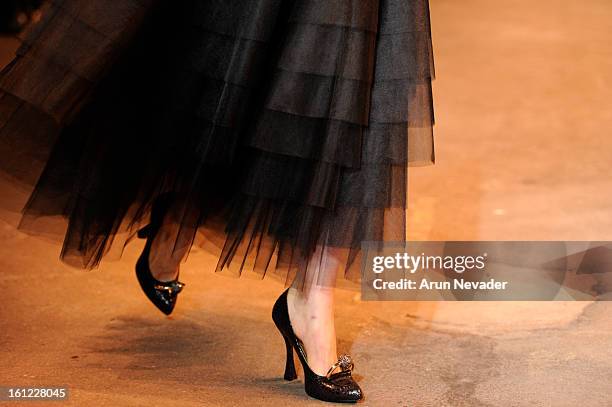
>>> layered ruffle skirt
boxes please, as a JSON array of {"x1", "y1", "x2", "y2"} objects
[{"x1": 0, "y1": 0, "x2": 435, "y2": 287}]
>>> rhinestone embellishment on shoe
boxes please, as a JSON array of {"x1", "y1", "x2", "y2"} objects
[
  {"x1": 153, "y1": 281, "x2": 185, "y2": 296},
  {"x1": 326, "y1": 354, "x2": 355, "y2": 378}
]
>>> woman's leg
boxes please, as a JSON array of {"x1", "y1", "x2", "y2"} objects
[
  {"x1": 286, "y1": 246, "x2": 342, "y2": 375},
  {"x1": 144, "y1": 193, "x2": 186, "y2": 282},
  {"x1": 148, "y1": 219, "x2": 183, "y2": 282}
]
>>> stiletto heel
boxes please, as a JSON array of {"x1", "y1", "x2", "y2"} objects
[
  {"x1": 283, "y1": 336, "x2": 298, "y2": 381},
  {"x1": 272, "y1": 289, "x2": 363, "y2": 403},
  {"x1": 135, "y1": 194, "x2": 185, "y2": 315}
]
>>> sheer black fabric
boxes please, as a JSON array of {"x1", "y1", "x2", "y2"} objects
[{"x1": 0, "y1": 0, "x2": 435, "y2": 287}]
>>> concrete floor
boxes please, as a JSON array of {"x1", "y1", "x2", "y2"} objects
[{"x1": 1, "y1": 0, "x2": 612, "y2": 405}]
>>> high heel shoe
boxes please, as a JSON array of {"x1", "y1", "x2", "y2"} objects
[
  {"x1": 272, "y1": 289, "x2": 363, "y2": 403},
  {"x1": 135, "y1": 195, "x2": 185, "y2": 315}
]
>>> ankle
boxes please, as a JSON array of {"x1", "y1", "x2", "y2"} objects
[
  {"x1": 288, "y1": 285, "x2": 334, "y2": 313},
  {"x1": 287, "y1": 288, "x2": 331, "y2": 334}
]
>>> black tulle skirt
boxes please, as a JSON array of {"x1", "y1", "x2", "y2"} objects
[{"x1": 0, "y1": 0, "x2": 435, "y2": 287}]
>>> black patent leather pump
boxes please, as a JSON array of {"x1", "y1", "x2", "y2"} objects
[
  {"x1": 135, "y1": 195, "x2": 185, "y2": 315},
  {"x1": 272, "y1": 289, "x2": 363, "y2": 403}
]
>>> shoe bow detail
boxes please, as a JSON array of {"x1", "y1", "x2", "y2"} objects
[
  {"x1": 326, "y1": 354, "x2": 354, "y2": 378},
  {"x1": 153, "y1": 281, "x2": 185, "y2": 296}
]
